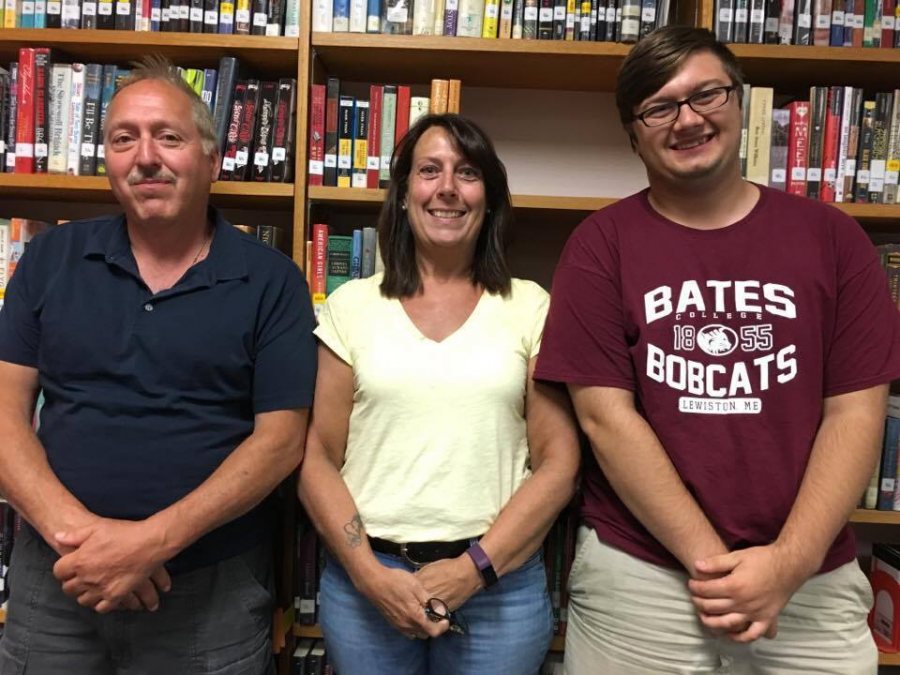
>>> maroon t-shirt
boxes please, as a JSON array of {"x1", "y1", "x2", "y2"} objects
[{"x1": 535, "y1": 185, "x2": 900, "y2": 573}]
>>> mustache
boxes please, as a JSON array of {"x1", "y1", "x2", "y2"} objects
[{"x1": 127, "y1": 169, "x2": 176, "y2": 185}]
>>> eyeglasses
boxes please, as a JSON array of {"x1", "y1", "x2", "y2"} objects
[
  {"x1": 633, "y1": 85, "x2": 738, "y2": 127},
  {"x1": 424, "y1": 597, "x2": 467, "y2": 635}
]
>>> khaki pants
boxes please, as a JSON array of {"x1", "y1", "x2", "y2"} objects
[{"x1": 564, "y1": 526, "x2": 877, "y2": 675}]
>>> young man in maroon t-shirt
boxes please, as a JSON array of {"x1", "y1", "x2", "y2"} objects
[{"x1": 535, "y1": 25, "x2": 900, "y2": 674}]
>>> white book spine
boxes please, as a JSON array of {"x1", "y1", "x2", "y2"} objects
[
  {"x1": 455, "y1": 0, "x2": 484, "y2": 34},
  {"x1": 48, "y1": 64, "x2": 72, "y2": 175},
  {"x1": 66, "y1": 64, "x2": 85, "y2": 176}
]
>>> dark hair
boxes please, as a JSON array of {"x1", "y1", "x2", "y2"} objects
[
  {"x1": 378, "y1": 113, "x2": 513, "y2": 298},
  {"x1": 616, "y1": 26, "x2": 745, "y2": 137}
]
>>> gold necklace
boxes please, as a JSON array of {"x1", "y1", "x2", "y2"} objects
[{"x1": 191, "y1": 231, "x2": 211, "y2": 265}]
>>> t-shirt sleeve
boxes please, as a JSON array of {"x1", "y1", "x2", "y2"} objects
[
  {"x1": 0, "y1": 239, "x2": 43, "y2": 368},
  {"x1": 252, "y1": 262, "x2": 318, "y2": 413},
  {"x1": 534, "y1": 216, "x2": 635, "y2": 390},
  {"x1": 824, "y1": 215, "x2": 900, "y2": 397},
  {"x1": 313, "y1": 285, "x2": 353, "y2": 366}
]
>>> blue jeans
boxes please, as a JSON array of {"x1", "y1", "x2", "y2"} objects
[{"x1": 319, "y1": 549, "x2": 553, "y2": 675}]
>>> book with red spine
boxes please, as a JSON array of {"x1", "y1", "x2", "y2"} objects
[
  {"x1": 786, "y1": 100, "x2": 810, "y2": 196},
  {"x1": 881, "y1": 0, "x2": 895, "y2": 44},
  {"x1": 219, "y1": 80, "x2": 247, "y2": 181},
  {"x1": 311, "y1": 222, "x2": 328, "y2": 316},
  {"x1": 14, "y1": 48, "x2": 35, "y2": 174},
  {"x1": 307, "y1": 83, "x2": 325, "y2": 186},
  {"x1": 366, "y1": 84, "x2": 383, "y2": 189},
  {"x1": 819, "y1": 86, "x2": 843, "y2": 202},
  {"x1": 394, "y1": 84, "x2": 411, "y2": 147}
]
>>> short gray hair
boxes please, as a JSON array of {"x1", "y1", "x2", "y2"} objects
[{"x1": 106, "y1": 54, "x2": 218, "y2": 156}]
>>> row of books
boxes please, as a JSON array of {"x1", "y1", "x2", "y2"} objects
[
  {"x1": 0, "y1": 501, "x2": 19, "y2": 607},
  {"x1": 740, "y1": 85, "x2": 900, "y2": 204},
  {"x1": 714, "y1": 0, "x2": 899, "y2": 46},
  {"x1": 292, "y1": 639, "x2": 331, "y2": 674},
  {"x1": 861, "y1": 392, "x2": 900, "y2": 510},
  {"x1": 1, "y1": 51, "x2": 297, "y2": 183},
  {"x1": 308, "y1": 77, "x2": 461, "y2": 189},
  {"x1": 306, "y1": 224, "x2": 382, "y2": 315},
  {"x1": 312, "y1": 0, "x2": 674, "y2": 42},
  {"x1": 0, "y1": 219, "x2": 52, "y2": 304},
  {"x1": 0, "y1": 0, "x2": 300, "y2": 35}
]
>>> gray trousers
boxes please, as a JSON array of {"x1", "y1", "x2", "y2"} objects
[{"x1": 0, "y1": 525, "x2": 276, "y2": 675}]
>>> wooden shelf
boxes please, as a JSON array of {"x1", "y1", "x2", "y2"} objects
[
  {"x1": 880, "y1": 650, "x2": 900, "y2": 666},
  {"x1": 311, "y1": 36, "x2": 900, "y2": 94},
  {"x1": 294, "y1": 624, "x2": 323, "y2": 639},
  {"x1": 731, "y1": 44, "x2": 900, "y2": 94},
  {"x1": 311, "y1": 33, "x2": 631, "y2": 91},
  {"x1": 850, "y1": 509, "x2": 900, "y2": 525},
  {"x1": 308, "y1": 186, "x2": 899, "y2": 226},
  {"x1": 0, "y1": 174, "x2": 295, "y2": 209},
  {"x1": 0, "y1": 29, "x2": 299, "y2": 75}
]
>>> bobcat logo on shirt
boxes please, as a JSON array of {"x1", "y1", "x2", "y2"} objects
[{"x1": 696, "y1": 325, "x2": 738, "y2": 356}]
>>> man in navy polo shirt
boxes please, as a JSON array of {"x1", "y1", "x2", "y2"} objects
[{"x1": 0, "y1": 56, "x2": 316, "y2": 674}]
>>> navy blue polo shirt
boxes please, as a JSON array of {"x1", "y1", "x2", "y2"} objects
[{"x1": 0, "y1": 209, "x2": 317, "y2": 572}]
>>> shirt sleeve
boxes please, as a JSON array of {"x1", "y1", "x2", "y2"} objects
[
  {"x1": 313, "y1": 285, "x2": 354, "y2": 366},
  {"x1": 252, "y1": 261, "x2": 318, "y2": 413},
  {"x1": 534, "y1": 215, "x2": 636, "y2": 390},
  {"x1": 0, "y1": 239, "x2": 43, "y2": 368},
  {"x1": 824, "y1": 214, "x2": 900, "y2": 397}
]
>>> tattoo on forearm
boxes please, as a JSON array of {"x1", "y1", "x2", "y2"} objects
[{"x1": 343, "y1": 513, "x2": 364, "y2": 549}]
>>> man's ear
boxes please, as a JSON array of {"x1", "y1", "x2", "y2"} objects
[{"x1": 209, "y1": 150, "x2": 220, "y2": 182}]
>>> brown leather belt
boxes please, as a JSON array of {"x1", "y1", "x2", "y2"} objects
[{"x1": 368, "y1": 536, "x2": 472, "y2": 565}]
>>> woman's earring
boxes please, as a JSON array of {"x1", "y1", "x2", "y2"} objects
[{"x1": 401, "y1": 203, "x2": 407, "y2": 210}]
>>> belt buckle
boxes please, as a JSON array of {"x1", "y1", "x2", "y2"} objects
[{"x1": 399, "y1": 542, "x2": 425, "y2": 567}]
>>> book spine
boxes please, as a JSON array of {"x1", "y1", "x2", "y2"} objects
[
  {"x1": 282, "y1": 0, "x2": 299, "y2": 33},
  {"x1": 379, "y1": 85, "x2": 396, "y2": 188},
  {"x1": 4, "y1": 64, "x2": 16, "y2": 173},
  {"x1": 793, "y1": 0, "x2": 813, "y2": 41},
  {"x1": 95, "y1": 65, "x2": 116, "y2": 176},
  {"x1": 77, "y1": 64, "x2": 102, "y2": 176},
  {"x1": 323, "y1": 77, "x2": 340, "y2": 187},
  {"x1": 457, "y1": 0, "x2": 484, "y2": 33},
  {"x1": 552, "y1": 0, "x2": 566, "y2": 37},
  {"x1": 333, "y1": 0, "x2": 349, "y2": 28},
  {"x1": 217, "y1": 0, "x2": 234, "y2": 30},
  {"x1": 190, "y1": 0, "x2": 205, "y2": 29},
  {"x1": 311, "y1": 223, "x2": 328, "y2": 314},
  {"x1": 819, "y1": 85, "x2": 842, "y2": 202},
  {"x1": 203, "y1": 0, "x2": 218, "y2": 29},
  {"x1": 428, "y1": 79, "x2": 448, "y2": 115},
  {"x1": 46, "y1": 0, "x2": 62, "y2": 25},
  {"x1": 66, "y1": 64, "x2": 85, "y2": 175},
  {"x1": 350, "y1": 229, "x2": 362, "y2": 279},
  {"x1": 220, "y1": 80, "x2": 247, "y2": 181},
  {"x1": 853, "y1": 100, "x2": 877, "y2": 203},
  {"x1": 443, "y1": 0, "x2": 459, "y2": 35},
  {"x1": 366, "y1": 84, "x2": 382, "y2": 189},
  {"x1": 270, "y1": 78, "x2": 296, "y2": 182},
  {"x1": 843, "y1": 88, "x2": 863, "y2": 201},
  {"x1": 82, "y1": 0, "x2": 98, "y2": 27},
  {"x1": 311, "y1": 0, "x2": 332, "y2": 30},
  {"x1": 307, "y1": 83, "x2": 326, "y2": 186},
  {"x1": 201, "y1": 68, "x2": 217, "y2": 112},
  {"x1": 829, "y1": 0, "x2": 844, "y2": 41},
  {"x1": 812, "y1": 0, "x2": 832, "y2": 42},
  {"x1": 47, "y1": 64, "x2": 70, "y2": 174},
  {"x1": 483, "y1": 0, "x2": 500, "y2": 34},
  {"x1": 265, "y1": 0, "x2": 282, "y2": 32},
  {"x1": 883, "y1": 88, "x2": 900, "y2": 204},
  {"x1": 251, "y1": 80, "x2": 277, "y2": 182},
  {"x1": 805, "y1": 85, "x2": 827, "y2": 200},
  {"x1": 234, "y1": 0, "x2": 250, "y2": 32},
  {"x1": 746, "y1": 87, "x2": 773, "y2": 186},
  {"x1": 733, "y1": 0, "x2": 749, "y2": 40},
  {"x1": 233, "y1": 78, "x2": 259, "y2": 181},
  {"x1": 834, "y1": 85, "x2": 854, "y2": 203},
  {"x1": 336, "y1": 94, "x2": 354, "y2": 188},
  {"x1": 786, "y1": 100, "x2": 810, "y2": 195},
  {"x1": 881, "y1": 0, "x2": 896, "y2": 45},
  {"x1": 769, "y1": 107, "x2": 790, "y2": 192},
  {"x1": 97, "y1": 0, "x2": 115, "y2": 26},
  {"x1": 778, "y1": 0, "x2": 794, "y2": 41},
  {"x1": 32, "y1": 48, "x2": 50, "y2": 174},
  {"x1": 351, "y1": 99, "x2": 369, "y2": 188},
  {"x1": 212, "y1": 56, "x2": 238, "y2": 156},
  {"x1": 395, "y1": 84, "x2": 411, "y2": 143},
  {"x1": 867, "y1": 91, "x2": 892, "y2": 203},
  {"x1": 498, "y1": 0, "x2": 513, "y2": 34},
  {"x1": 114, "y1": 0, "x2": 132, "y2": 28},
  {"x1": 367, "y1": 0, "x2": 380, "y2": 29},
  {"x1": 250, "y1": 0, "x2": 267, "y2": 32},
  {"x1": 14, "y1": 48, "x2": 35, "y2": 174}
]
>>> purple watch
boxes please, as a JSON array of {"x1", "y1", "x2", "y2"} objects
[{"x1": 466, "y1": 542, "x2": 498, "y2": 588}]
